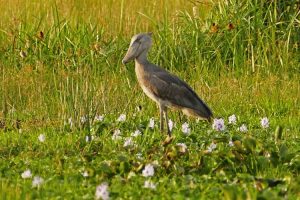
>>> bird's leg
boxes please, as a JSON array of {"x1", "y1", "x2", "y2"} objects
[
  {"x1": 159, "y1": 104, "x2": 164, "y2": 133},
  {"x1": 164, "y1": 108, "x2": 171, "y2": 136}
]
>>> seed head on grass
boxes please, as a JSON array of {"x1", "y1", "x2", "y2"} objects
[
  {"x1": 212, "y1": 118, "x2": 225, "y2": 131},
  {"x1": 142, "y1": 164, "x2": 155, "y2": 177},
  {"x1": 95, "y1": 182, "x2": 109, "y2": 200},
  {"x1": 19, "y1": 50, "x2": 27, "y2": 58},
  {"x1": 21, "y1": 169, "x2": 32, "y2": 179}
]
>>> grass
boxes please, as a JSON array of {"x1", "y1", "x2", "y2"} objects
[{"x1": 0, "y1": 0, "x2": 300, "y2": 199}]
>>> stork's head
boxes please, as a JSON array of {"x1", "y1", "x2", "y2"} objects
[{"x1": 122, "y1": 32, "x2": 152, "y2": 64}]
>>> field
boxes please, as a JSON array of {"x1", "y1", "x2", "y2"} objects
[{"x1": 0, "y1": 0, "x2": 300, "y2": 199}]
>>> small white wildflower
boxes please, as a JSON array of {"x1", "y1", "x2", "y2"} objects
[
  {"x1": 112, "y1": 129, "x2": 122, "y2": 141},
  {"x1": 181, "y1": 122, "x2": 191, "y2": 135},
  {"x1": 117, "y1": 114, "x2": 126, "y2": 122},
  {"x1": 142, "y1": 164, "x2": 155, "y2": 177},
  {"x1": 228, "y1": 140, "x2": 234, "y2": 147},
  {"x1": 212, "y1": 118, "x2": 226, "y2": 131},
  {"x1": 136, "y1": 152, "x2": 143, "y2": 160},
  {"x1": 128, "y1": 171, "x2": 136, "y2": 179},
  {"x1": 261, "y1": 117, "x2": 269, "y2": 129},
  {"x1": 95, "y1": 182, "x2": 109, "y2": 200},
  {"x1": 131, "y1": 129, "x2": 141, "y2": 137},
  {"x1": 144, "y1": 180, "x2": 157, "y2": 190},
  {"x1": 207, "y1": 143, "x2": 217, "y2": 153},
  {"x1": 123, "y1": 137, "x2": 134, "y2": 147},
  {"x1": 68, "y1": 117, "x2": 73, "y2": 128},
  {"x1": 32, "y1": 176, "x2": 44, "y2": 188},
  {"x1": 228, "y1": 114, "x2": 237, "y2": 124},
  {"x1": 149, "y1": 118, "x2": 155, "y2": 129},
  {"x1": 80, "y1": 115, "x2": 87, "y2": 124},
  {"x1": 238, "y1": 124, "x2": 248, "y2": 132},
  {"x1": 176, "y1": 143, "x2": 188, "y2": 153},
  {"x1": 94, "y1": 115, "x2": 104, "y2": 122},
  {"x1": 168, "y1": 119, "x2": 174, "y2": 131},
  {"x1": 82, "y1": 171, "x2": 89, "y2": 177},
  {"x1": 21, "y1": 169, "x2": 32, "y2": 179},
  {"x1": 38, "y1": 134, "x2": 45, "y2": 143}
]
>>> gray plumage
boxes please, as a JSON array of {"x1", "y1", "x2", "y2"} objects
[{"x1": 122, "y1": 33, "x2": 212, "y2": 135}]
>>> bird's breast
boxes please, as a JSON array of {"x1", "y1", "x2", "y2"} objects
[{"x1": 135, "y1": 63, "x2": 160, "y2": 104}]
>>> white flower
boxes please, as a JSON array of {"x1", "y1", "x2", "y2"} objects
[
  {"x1": 176, "y1": 143, "x2": 188, "y2": 153},
  {"x1": 144, "y1": 180, "x2": 157, "y2": 190},
  {"x1": 38, "y1": 134, "x2": 45, "y2": 143},
  {"x1": 131, "y1": 129, "x2": 141, "y2": 137},
  {"x1": 136, "y1": 152, "x2": 143, "y2": 160},
  {"x1": 94, "y1": 115, "x2": 104, "y2": 122},
  {"x1": 117, "y1": 114, "x2": 126, "y2": 122},
  {"x1": 212, "y1": 118, "x2": 226, "y2": 131},
  {"x1": 32, "y1": 176, "x2": 44, "y2": 188},
  {"x1": 207, "y1": 143, "x2": 217, "y2": 153},
  {"x1": 82, "y1": 171, "x2": 89, "y2": 177},
  {"x1": 85, "y1": 135, "x2": 95, "y2": 142},
  {"x1": 238, "y1": 124, "x2": 248, "y2": 132},
  {"x1": 228, "y1": 114, "x2": 237, "y2": 124},
  {"x1": 228, "y1": 140, "x2": 234, "y2": 147},
  {"x1": 261, "y1": 117, "x2": 269, "y2": 129},
  {"x1": 80, "y1": 115, "x2": 87, "y2": 124},
  {"x1": 95, "y1": 182, "x2": 109, "y2": 200},
  {"x1": 21, "y1": 169, "x2": 32, "y2": 179},
  {"x1": 149, "y1": 118, "x2": 155, "y2": 129},
  {"x1": 142, "y1": 164, "x2": 155, "y2": 177},
  {"x1": 168, "y1": 119, "x2": 174, "y2": 131},
  {"x1": 68, "y1": 117, "x2": 73, "y2": 128},
  {"x1": 181, "y1": 122, "x2": 191, "y2": 135},
  {"x1": 112, "y1": 129, "x2": 122, "y2": 140},
  {"x1": 128, "y1": 171, "x2": 136, "y2": 179},
  {"x1": 123, "y1": 137, "x2": 134, "y2": 147}
]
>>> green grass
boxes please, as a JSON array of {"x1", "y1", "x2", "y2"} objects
[{"x1": 0, "y1": 0, "x2": 299, "y2": 199}]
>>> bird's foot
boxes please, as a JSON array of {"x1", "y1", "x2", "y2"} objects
[{"x1": 162, "y1": 135, "x2": 174, "y2": 146}]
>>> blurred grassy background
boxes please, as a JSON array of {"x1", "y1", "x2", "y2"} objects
[{"x1": 0, "y1": 0, "x2": 299, "y2": 132}]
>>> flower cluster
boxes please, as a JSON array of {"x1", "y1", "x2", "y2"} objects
[
  {"x1": 95, "y1": 182, "x2": 110, "y2": 200},
  {"x1": 212, "y1": 118, "x2": 225, "y2": 131},
  {"x1": 142, "y1": 164, "x2": 155, "y2": 177}
]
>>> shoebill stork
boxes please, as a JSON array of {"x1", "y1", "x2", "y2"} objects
[{"x1": 122, "y1": 33, "x2": 213, "y2": 136}]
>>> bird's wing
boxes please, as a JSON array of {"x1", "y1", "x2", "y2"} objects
[{"x1": 146, "y1": 68, "x2": 212, "y2": 118}]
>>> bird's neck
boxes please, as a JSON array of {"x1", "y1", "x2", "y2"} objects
[{"x1": 135, "y1": 50, "x2": 150, "y2": 66}]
